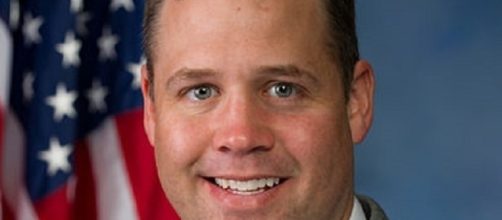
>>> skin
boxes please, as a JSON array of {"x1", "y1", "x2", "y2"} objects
[{"x1": 141, "y1": 0, "x2": 375, "y2": 219}]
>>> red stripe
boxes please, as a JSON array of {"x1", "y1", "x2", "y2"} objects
[
  {"x1": 34, "y1": 184, "x2": 70, "y2": 220},
  {"x1": 0, "y1": 105, "x2": 4, "y2": 180},
  {"x1": 114, "y1": 109, "x2": 179, "y2": 220},
  {"x1": 1, "y1": 196, "x2": 15, "y2": 220},
  {"x1": 0, "y1": 104, "x2": 3, "y2": 138},
  {"x1": 0, "y1": 106, "x2": 4, "y2": 219},
  {"x1": 72, "y1": 140, "x2": 97, "y2": 220}
]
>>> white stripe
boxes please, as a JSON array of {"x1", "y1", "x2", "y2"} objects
[
  {"x1": 0, "y1": 19, "x2": 12, "y2": 105},
  {"x1": 17, "y1": 189, "x2": 37, "y2": 220},
  {"x1": 1, "y1": 17, "x2": 37, "y2": 220},
  {"x1": 1, "y1": 111, "x2": 38, "y2": 220},
  {"x1": 1, "y1": 14, "x2": 13, "y2": 220},
  {"x1": 88, "y1": 119, "x2": 139, "y2": 220}
]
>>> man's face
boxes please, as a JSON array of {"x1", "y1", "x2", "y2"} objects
[{"x1": 142, "y1": 0, "x2": 372, "y2": 219}]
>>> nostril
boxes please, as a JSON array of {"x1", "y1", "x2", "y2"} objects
[
  {"x1": 217, "y1": 146, "x2": 231, "y2": 153},
  {"x1": 249, "y1": 145, "x2": 272, "y2": 153},
  {"x1": 217, "y1": 144, "x2": 272, "y2": 154}
]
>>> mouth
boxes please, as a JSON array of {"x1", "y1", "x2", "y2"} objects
[{"x1": 204, "y1": 177, "x2": 287, "y2": 196}]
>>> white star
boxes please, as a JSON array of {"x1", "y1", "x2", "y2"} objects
[
  {"x1": 39, "y1": 137, "x2": 73, "y2": 176},
  {"x1": 76, "y1": 12, "x2": 92, "y2": 36},
  {"x1": 23, "y1": 13, "x2": 43, "y2": 45},
  {"x1": 110, "y1": 0, "x2": 135, "y2": 12},
  {"x1": 56, "y1": 32, "x2": 82, "y2": 68},
  {"x1": 127, "y1": 58, "x2": 145, "y2": 89},
  {"x1": 70, "y1": 0, "x2": 83, "y2": 13},
  {"x1": 98, "y1": 27, "x2": 119, "y2": 61},
  {"x1": 23, "y1": 72, "x2": 35, "y2": 102},
  {"x1": 86, "y1": 79, "x2": 108, "y2": 112},
  {"x1": 46, "y1": 84, "x2": 77, "y2": 121}
]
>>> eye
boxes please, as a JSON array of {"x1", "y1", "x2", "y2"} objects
[
  {"x1": 268, "y1": 82, "x2": 297, "y2": 98},
  {"x1": 187, "y1": 85, "x2": 217, "y2": 101}
]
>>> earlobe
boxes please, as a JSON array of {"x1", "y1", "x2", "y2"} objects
[
  {"x1": 348, "y1": 60, "x2": 375, "y2": 144},
  {"x1": 141, "y1": 64, "x2": 156, "y2": 147}
]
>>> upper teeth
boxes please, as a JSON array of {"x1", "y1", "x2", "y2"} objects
[{"x1": 215, "y1": 178, "x2": 280, "y2": 192}]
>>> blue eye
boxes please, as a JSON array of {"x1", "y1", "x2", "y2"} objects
[
  {"x1": 269, "y1": 82, "x2": 296, "y2": 98},
  {"x1": 187, "y1": 85, "x2": 216, "y2": 101}
]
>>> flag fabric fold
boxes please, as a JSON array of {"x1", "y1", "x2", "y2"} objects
[{"x1": 0, "y1": 0, "x2": 179, "y2": 219}]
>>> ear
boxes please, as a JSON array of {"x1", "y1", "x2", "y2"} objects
[
  {"x1": 141, "y1": 64, "x2": 156, "y2": 147},
  {"x1": 348, "y1": 60, "x2": 375, "y2": 144}
]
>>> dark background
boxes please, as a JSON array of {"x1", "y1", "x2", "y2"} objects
[{"x1": 354, "y1": 0, "x2": 502, "y2": 219}]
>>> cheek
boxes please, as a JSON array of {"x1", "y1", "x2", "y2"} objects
[
  {"x1": 280, "y1": 111, "x2": 349, "y2": 157},
  {"x1": 276, "y1": 110, "x2": 352, "y2": 182},
  {"x1": 153, "y1": 111, "x2": 209, "y2": 178},
  {"x1": 276, "y1": 111, "x2": 354, "y2": 212}
]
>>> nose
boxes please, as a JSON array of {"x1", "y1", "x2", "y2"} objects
[{"x1": 211, "y1": 95, "x2": 274, "y2": 155}]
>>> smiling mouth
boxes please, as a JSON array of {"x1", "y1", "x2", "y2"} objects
[{"x1": 206, "y1": 177, "x2": 286, "y2": 195}]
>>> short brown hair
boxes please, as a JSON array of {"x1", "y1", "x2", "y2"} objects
[{"x1": 142, "y1": 0, "x2": 360, "y2": 100}]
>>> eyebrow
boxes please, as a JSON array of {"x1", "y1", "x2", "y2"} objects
[
  {"x1": 165, "y1": 67, "x2": 220, "y2": 90},
  {"x1": 165, "y1": 64, "x2": 320, "y2": 90},
  {"x1": 254, "y1": 65, "x2": 320, "y2": 86}
]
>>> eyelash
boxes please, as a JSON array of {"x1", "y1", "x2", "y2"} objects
[
  {"x1": 180, "y1": 84, "x2": 219, "y2": 101},
  {"x1": 265, "y1": 81, "x2": 306, "y2": 100}
]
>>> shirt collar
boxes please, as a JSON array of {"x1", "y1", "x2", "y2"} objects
[{"x1": 349, "y1": 196, "x2": 367, "y2": 220}]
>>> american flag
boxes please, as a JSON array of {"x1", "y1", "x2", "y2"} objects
[{"x1": 0, "y1": 0, "x2": 179, "y2": 219}]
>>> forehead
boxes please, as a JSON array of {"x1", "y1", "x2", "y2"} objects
[
  {"x1": 152, "y1": 0, "x2": 332, "y2": 75},
  {"x1": 162, "y1": 0, "x2": 324, "y2": 24},
  {"x1": 162, "y1": 0, "x2": 323, "y2": 20}
]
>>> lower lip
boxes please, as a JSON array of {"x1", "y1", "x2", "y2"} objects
[{"x1": 203, "y1": 178, "x2": 286, "y2": 211}]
